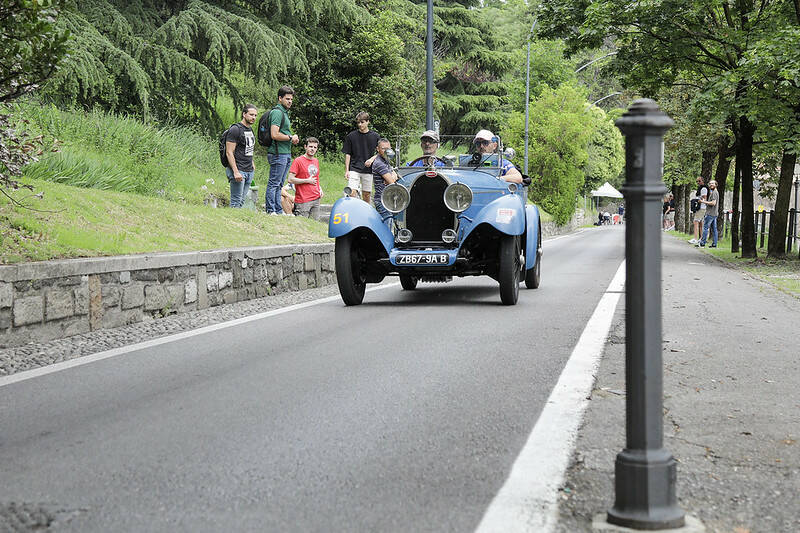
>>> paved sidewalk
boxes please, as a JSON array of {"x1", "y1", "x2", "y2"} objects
[{"x1": 555, "y1": 235, "x2": 800, "y2": 532}]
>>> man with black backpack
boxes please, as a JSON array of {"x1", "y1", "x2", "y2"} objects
[
  {"x1": 258, "y1": 86, "x2": 299, "y2": 215},
  {"x1": 222, "y1": 104, "x2": 258, "y2": 208},
  {"x1": 688, "y1": 176, "x2": 708, "y2": 244}
]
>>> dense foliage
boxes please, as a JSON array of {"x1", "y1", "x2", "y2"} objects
[
  {"x1": 538, "y1": 0, "x2": 800, "y2": 257},
  {"x1": 1, "y1": 0, "x2": 69, "y2": 197}
]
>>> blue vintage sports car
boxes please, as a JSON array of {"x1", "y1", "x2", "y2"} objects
[{"x1": 328, "y1": 135, "x2": 542, "y2": 305}]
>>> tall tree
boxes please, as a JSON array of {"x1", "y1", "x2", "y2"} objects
[{"x1": 538, "y1": 0, "x2": 800, "y2": 258}]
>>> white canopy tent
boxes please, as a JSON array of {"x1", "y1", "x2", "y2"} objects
[{"x1": 591, "y1": 182, "x2": 623, "y2": 198}]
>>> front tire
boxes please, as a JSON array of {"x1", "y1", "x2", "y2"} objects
[
  {"x1": 525, "y1": 227, "x2": 542, "y2": 289},
  {"x1": 399, "y1": 274, "x2": 418, "y2": 290},
  {"x1": 498, "y1": 234, "x2": 520, "y2": 305},
  {"x1": 335, "y1": 234, "x2": 366, "y2": 305}
]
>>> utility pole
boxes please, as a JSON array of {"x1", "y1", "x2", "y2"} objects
[
  {"x1": 524, "y1": 19, "x2": 537, "y2": 176},
  {"x1": 426, "y1": 0, "x2": 434, "y2": 130}
]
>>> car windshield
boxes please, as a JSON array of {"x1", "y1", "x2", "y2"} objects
[{"x1": 391, "y1": 134, "x2": 514, "y2": 169}]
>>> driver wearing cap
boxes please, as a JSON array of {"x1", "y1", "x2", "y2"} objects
[
  {"x1": 473, "y1": 129, "x2": 522, "y2": 184},
  {"x1": 407, "y1": 130, "x2": 445, "y2": 167}
]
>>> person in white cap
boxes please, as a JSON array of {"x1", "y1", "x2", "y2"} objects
[
  {"x1": 407, "y1": 130, "x2": 445, "y2": 167},
  {"x1": 473, "y1": 129, "x2": 522, "y2": 184}
]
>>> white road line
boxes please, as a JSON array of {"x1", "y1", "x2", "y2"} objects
[
  {"x1": 475, "y1": 260, "x2": 626, "y2": 533},
  {"x1": 0, "y1": 283, "x2": 400, "y2": 388}
]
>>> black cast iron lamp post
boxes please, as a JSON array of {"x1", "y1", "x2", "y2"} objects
[{"x1": 608, "y1": 99, "x2": 685, "y2": 530}]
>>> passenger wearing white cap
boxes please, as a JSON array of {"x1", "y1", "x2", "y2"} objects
[
  {"x1": 407, "y1": 129, "x2": 445, "y2": 167},
  {"x1": 473, "y1": 129, "x2": 522, "y2": 184}
]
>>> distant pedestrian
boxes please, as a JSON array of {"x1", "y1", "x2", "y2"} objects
[
  {"x1": 688, "y1": 177, "x2": 708, "y2": 244},
  {"x1": 265, "y1": 86, "x2": 300, "y2": 215},
  {"x1": 288, "y1": 137, "x2": 323, "y2": 220},
  {"x1": 371, "y1": 138, "x2": 398, "y2": 222},
  {"x1": 663, "y1": 193, "x2": 675, "y2": 231},
  {"x1": 698, "y1": 180, "x2": 719, "y2": 247},
  {"x1": 224, "y1": 104, "x2": 258, "y2": 208},
  {"x1": 342, "y1": 111, "x2": 380, "y2": 202}
]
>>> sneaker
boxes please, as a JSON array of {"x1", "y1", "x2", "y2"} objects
[
  {"x1": 696, "y1": 243, "x2": 705, "y2": 247},
  {"x1": 709, "y1": 245, "x2": 717, "y2": 248},
  {"x1": 688, "y1": 238, "x2": 698, "y2": 244},
  {"x1": 268, "y1": 212, "x2": 279, "y2": 216}
]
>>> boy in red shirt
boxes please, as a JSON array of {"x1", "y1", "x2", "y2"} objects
[{"x1": 287, "y1": 137, "x2": 324, "y2": 219}]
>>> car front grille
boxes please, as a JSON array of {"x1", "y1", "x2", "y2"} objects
[{"x1": 405, "y1": 174, "x2": 454, "y2": 243}]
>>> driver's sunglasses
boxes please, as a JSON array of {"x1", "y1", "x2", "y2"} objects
[
  {"x1": 475, "y1": 139, "x2": 490, "y2": 146},
  {"x1": 421, "y1": 138, "x2": 438, "y2": 144}
]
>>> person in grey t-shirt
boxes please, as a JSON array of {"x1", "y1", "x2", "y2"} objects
[
  {"x1": 371, "y1": 138, "x2": 398, "y2": 222},
  {"x1": 698, "y1": 179, "x2": 720, "y2": 247}
]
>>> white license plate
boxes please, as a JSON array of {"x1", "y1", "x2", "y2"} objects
[{"x1": 397, "y1": 254, "x2": 449, "y2": 265}]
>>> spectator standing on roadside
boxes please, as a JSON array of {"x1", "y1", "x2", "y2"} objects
[
  {"x1": 342, "y1": 111, "x2": 380, "y2": 202},
  {"x1": 698, "y1": 180, "x2": 719, "y2": 247},
  {"x1": 689, "y1": 176, "x2": 708, "y2": 244},
  {"x1": 371, "y1": 138, "x2": 398, "y2": 222},
  {"x1": 663, "y1": 193, "x2": 675, "y2": 231},
  {"x1": 265, "y1": 86, "x2": 300, "y2": 215},
  {"x1": 287, "y1": 137, "x2": 324, "y2": 220},
  {"x1": 225, "y1": 104, "x2": 257, "y2": 208}
]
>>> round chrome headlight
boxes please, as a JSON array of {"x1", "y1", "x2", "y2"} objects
[
  {"x1": 382, "y1": 183, "x2": 410, "y2": 214},
  {"x1": 443, "y1": 183, "x2": 473, "y2": 213},
  {"x1": 507, "y1": 183, "x2": 518, "y2": 193},
  {"x1": 397, "y1": 228, "x2": 413, "y2": 243},
  {"x1": 441, "y1": 229, "x2": 457, "y2": 244}
]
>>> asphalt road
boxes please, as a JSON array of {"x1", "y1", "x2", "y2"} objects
[{"x1": 0, "y1": 226, "x2": 625, "y2": 532}]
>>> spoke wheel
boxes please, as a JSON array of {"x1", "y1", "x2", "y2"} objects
[
  {"x1": 498, "y1": 234, "x2": 520, "y2": 305},
  {"x1": 399, "y1": 274, "x2": 418, "y2": 290},
  {"x1": 335, "y1": 234, "x2": 366, "y2": 305},
  {"x1": 525, "y1": 227, "x2": 542, "y2": 289}
]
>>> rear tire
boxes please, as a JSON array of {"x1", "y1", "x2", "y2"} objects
[
  {"x1": 525, "y1": 227, "x2": 542, "y2": 289},
  {"x1": 335, "y1": 234, "x2": 366, "y2": 305},
  {"x1": 399, "y1": 275, "x2": 418, "y2": 290},
  {"x1": 498, "y1": 234, "x2": 520, "y2": 305}
]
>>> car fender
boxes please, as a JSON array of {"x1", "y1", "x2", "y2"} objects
[
  {"x1": 328, "y1": 196, "x2": 394, "y2": 253},
  {"x1": 460, "y1": 193, "x2": 525, "y2": 242},
  {"x1": 524, "y1": 204, "x2": 541, "y2": 270}
]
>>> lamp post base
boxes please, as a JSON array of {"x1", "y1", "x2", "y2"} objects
[{"x1": 607, "y1": 448, "x2": 685, "y2": 530}]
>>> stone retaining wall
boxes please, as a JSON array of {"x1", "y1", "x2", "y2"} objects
[{"x1": 0, "y1": 244, "x2": 335, "y2": 348}]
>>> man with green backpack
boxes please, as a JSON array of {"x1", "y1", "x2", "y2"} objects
[{"x1": 258, "y1": 85, "x2": 299, "y2": 215}]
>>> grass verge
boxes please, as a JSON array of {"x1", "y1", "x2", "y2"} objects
[
  {"x1": 668, "y1": 230, "x2": 800, "y2": 297},
  {"x1": 1, "y1": 178, "x2": 331, "y2": 264}
]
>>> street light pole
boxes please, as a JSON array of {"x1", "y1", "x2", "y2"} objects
[
  {"x1": 524, "y1": 19, "x2": 537, "y2": 177},
  {"x1": 575, "y1": 51, "x2": 618, "y2": 73},
  {"x1": 426, "y1": 0, "x2": 434, "y2": 131}
]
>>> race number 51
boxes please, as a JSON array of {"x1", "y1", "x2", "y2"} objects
[{"x1": 332, "y1": 212, "x2": 349, "y2": 224}]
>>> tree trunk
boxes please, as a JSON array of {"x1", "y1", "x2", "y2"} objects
[
  {"x1": 767, "y1": 150, "x2": 797, "y2": 257},
  {"x1": 738, "y1": 115, "x2": 757, "y2": 258},
  {"x1": 732, "y1": 158, "x2": 741, "y2": 253},
  {"x1": 701, "y1": 149, "x2": 716, "y2": 185},
  {"x1": 713, "y1": 137, "x2": 734, "y2": 228},
  {"x1": 677, "y1": 184, "x2": 690, "y2": 233}
]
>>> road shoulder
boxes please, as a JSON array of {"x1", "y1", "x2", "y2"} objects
[{"x1": 555, "y1": 235, "x2": 800, "y2": 532}]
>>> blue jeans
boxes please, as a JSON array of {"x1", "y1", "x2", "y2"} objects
[
  {"x1": 226, "y1": 168, "x2": 253, "y2": 208},
  {"x1": 373, "y1": 176, "x2": 392, "y2": 223},
  {"x1": 266, "y1": 154, "x2": 291, "y2": 213},
  {"x1": 700, "y1": 214, "x2": 718, "y2": 246}
]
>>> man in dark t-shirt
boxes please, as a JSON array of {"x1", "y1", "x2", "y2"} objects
[
  {"x1": 224, "y1": 104, "x2": 257, "y2": 208},
  {"x1": 342, "y1": 111, "x2": 380, "y2": 202}
]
